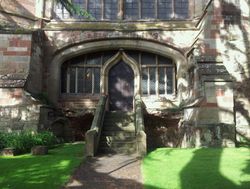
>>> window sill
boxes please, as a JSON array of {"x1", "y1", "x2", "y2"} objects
[
  {"x1": 60, "y1": 93, "x2": 101, "y2": 100},
  {"x1": 142, "y1": 94, "x2": 176, "y2": 101},
  {"x1": 44, "y1": 19, "x2": 200, "y2": 31}
]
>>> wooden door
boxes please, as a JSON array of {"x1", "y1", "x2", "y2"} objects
[{"x1": 108, "y1": 61, "x2": 134, "y2": 111}]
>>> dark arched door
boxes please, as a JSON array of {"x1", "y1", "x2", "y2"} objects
[{"x1": 108, "y1": 61, "x2": 134, "y2": 111}]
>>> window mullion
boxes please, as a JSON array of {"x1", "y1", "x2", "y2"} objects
[
  {"x1": 138, "y1": 0, "x2": 142, "y2": 19},
  {"x1": 173, "y1": 67, "x2": 176, "y2": 95},
  {"x1": 119, "y1": 0, "x2": 124, "y2": 20},
  {"x1": 86, "y1": 0, "x2": 89, "y2": 11},
  {"x1": 66, "y1": 67, "x2": 70, "y2": 93},
  {"x1": 92, "y1": 69, "x2": 95, "y2": 94},
  {"x1": 172, "y1": 0, "x2": 175, "y2": 19},
  {"x1": 101, "y1": 0, "x2": 104, "y2": 20},
  {"x1": 147, "y1": 68, "x2": 150, "y2": 95},
  {"x1": 156, "y1": 56, "x2": 159, "y2": 96},
  {"x1": 155, "y1": 0, "x2": 158, "y2": 19},
  {"x1": 164, "y1": 67, "x2": 167, "y2": 95},
  {"x1": 83, "y1": 67, "x2": 86, "y2": 93},
  {"x1": 101, "y1": 53, "x2": 104, "y2": 65},
  {"x1": 75, "y1": 67, "x2": 78, "y2": 93}
]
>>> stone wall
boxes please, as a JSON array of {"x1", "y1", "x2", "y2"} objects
[
  {"x1": 193, "y1": 0, "x2": 250, "y2": 144},
  {"x1": 0, "y1": 23, "x2": 42, "y2": 133},
  {"x1": 0, "y1": 0, "x2": 39, "y2": 30},
  {"x1": 0, "y1": 88, "x2": 41, "y2": 132},
  {"x1": 26, "y1": 30, "x2": 44, "y2": 94}
]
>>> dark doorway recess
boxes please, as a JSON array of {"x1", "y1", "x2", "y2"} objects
[{"x1": 108, "y1": 61, "x2": 134, "y2": 111}]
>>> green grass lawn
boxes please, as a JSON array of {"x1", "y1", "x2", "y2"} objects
[
  {"x1": 143, "y1": 148, "x2": 250, "y2": 189},
  {"x1": 0, "y1": 142, "x2": 84, "y2": 189}
]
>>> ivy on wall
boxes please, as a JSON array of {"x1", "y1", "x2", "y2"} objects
[{"x1": 56, "y1": 0, "x2": 94, "y2": 20}]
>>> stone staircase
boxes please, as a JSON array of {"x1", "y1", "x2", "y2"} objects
[{"x1": 98, "y1": 111, "x2": 137, "y2": 154}]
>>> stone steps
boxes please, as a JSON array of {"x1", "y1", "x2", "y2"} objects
[
  {"x1": 102, "y1": 124, "x2": 135, "y2": 132},
  {"x1": 98, "y1": 111, "x2": 137, "y2": 154}
]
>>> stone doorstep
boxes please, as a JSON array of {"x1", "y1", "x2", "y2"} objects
[
  {"x1": 1, "y1": 148, "x2": 17, "y2": 156},
  {"x1": 31, "y1": 145, "x2": 48, "y2": 155}
]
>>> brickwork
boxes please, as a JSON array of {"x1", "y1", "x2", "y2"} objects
[{"x1": 0, "y1": 34, "x2": 32, "y2": 87}]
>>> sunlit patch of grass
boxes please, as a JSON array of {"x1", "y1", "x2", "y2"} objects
[
  {"x1": 142, "y1": 147, "x2": 250, "y2": 189},
  {"x1": 0, "y1": 143, "x2": 84, "y2": 189}
]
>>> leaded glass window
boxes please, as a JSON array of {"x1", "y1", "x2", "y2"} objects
[
  {"x1": 54, "y1": 2, "x2": 71, "y2": 19},
  {"x1": 72, "y1": 0, "x2": 85, "y2": 18},
  {"x1": 158, "y1": 0, "x2": 173, "y2": 19},
  {"x1": 61, "y1": 52, "x2": 104, "y2": 95},
  {"x1": 124, "y1": 0, "x2": 139, "y2": 20},
  {"x1": 54, "y1": 0, "x2": 192, "y2": 20},
  {"x1": 174, "y1": 0, "x2": 189, "y2": 19},
  {"x1": 141, "y1": 0, "x2": 155, "y2": 19},
  {"x1": 104, "y1": 0, "x2": 118, "y2": 20},
  {"x1": 88, "y1": 0, "x2": 102, "y2": 19},
  {"x1": 61, "y1": 50, "x2": 175, "y2": 97},
  {"x1": 141, "y1": 53, "x2": 156, "y2": 65},
  {"x1": 139, "y1": 52, "x2": 175, "y2": 96}
]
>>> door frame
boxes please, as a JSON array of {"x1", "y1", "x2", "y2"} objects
[{"x1": 101, "y1": 49, "x2": 141, "y2": 98}]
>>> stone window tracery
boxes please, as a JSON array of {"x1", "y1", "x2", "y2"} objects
[{"x1": 54, "y1": 0, "x2": 191, "y2": 20}]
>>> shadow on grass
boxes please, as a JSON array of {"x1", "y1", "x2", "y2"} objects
[
  {"x1": 180, "y1": 148, "x2": 250, "y2": 189},
  {"x1": 143, "y1": 148, "x2": 250, "y2": 189},
  {"x1": 0, "y1": 143, "x2": 84, "y2": 189}
]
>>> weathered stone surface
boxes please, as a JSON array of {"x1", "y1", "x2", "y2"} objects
[
  {"x1": 145, "y1": 112, "x2": 235, "y2": 149},
  {"x1": 31, "y1": 146, "x2": 48, "y2": 155},
  {"x1": 0, "y1": 88, "x2": 41, "y2": 133},
  {"x1": 1, "y1": 148, "x2": 16, "y2": 156},
  {"x1": 0, "y1": 34, "x2": 32, "y2": 88}
]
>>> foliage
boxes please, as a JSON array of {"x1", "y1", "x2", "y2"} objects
[
  {"x1": 143, "y1": 148, "x2": 250, "y2": 189},
  {"x1": 0, "y1": 131, "x2": 58, "y2": 154},
  {"x1": 56, "y1": 0, "x2": 94, "y2": 20},
  {"x1": 0, "y1": 143, "x2": 84, "y2": 189}
]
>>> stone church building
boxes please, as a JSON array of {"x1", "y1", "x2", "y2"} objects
[{"x1": 0, "y1": 0, "x2": 250, "y2": 155}]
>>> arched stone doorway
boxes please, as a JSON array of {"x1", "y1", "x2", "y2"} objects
[{"x1": 108, "y1": 60, "x2": 134, "y2": 111}]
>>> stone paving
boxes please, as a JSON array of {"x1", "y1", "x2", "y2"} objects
[{"x1": 63, "y1": 154, "x2": 143, "y2": 189}]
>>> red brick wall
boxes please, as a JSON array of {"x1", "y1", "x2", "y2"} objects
[{"x1": 0, "y1": 34, "x2": 32, "y2": 85}]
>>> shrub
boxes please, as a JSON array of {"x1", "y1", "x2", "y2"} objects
[
  {"x1": 0, "y1": 132, "x2": 6, "y2": 150},
  {"x1": 0, "y1": 131, "x2": 59, "y2": 154},
  {"x1": 34, "y1": 132, "x2": 58, "y2": 147}
]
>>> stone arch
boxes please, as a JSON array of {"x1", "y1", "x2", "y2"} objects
[{"x1": 48, "y1": 39, "x2": 187, "y2": 104}]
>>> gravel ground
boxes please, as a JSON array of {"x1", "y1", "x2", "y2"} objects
[{"x1": 63, "y1": 153, "x2": 143, "y2": 189}]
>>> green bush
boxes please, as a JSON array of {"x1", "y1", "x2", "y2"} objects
[
  {"x1": 0, "y1": 131, "x2": 59, "y2": 154},
  {"x1": 34, "y1": 132, "x2": 58, "y2": 147},
  {"x1": 0, "y1": 133, "x2": 6, "y2": 150}
]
